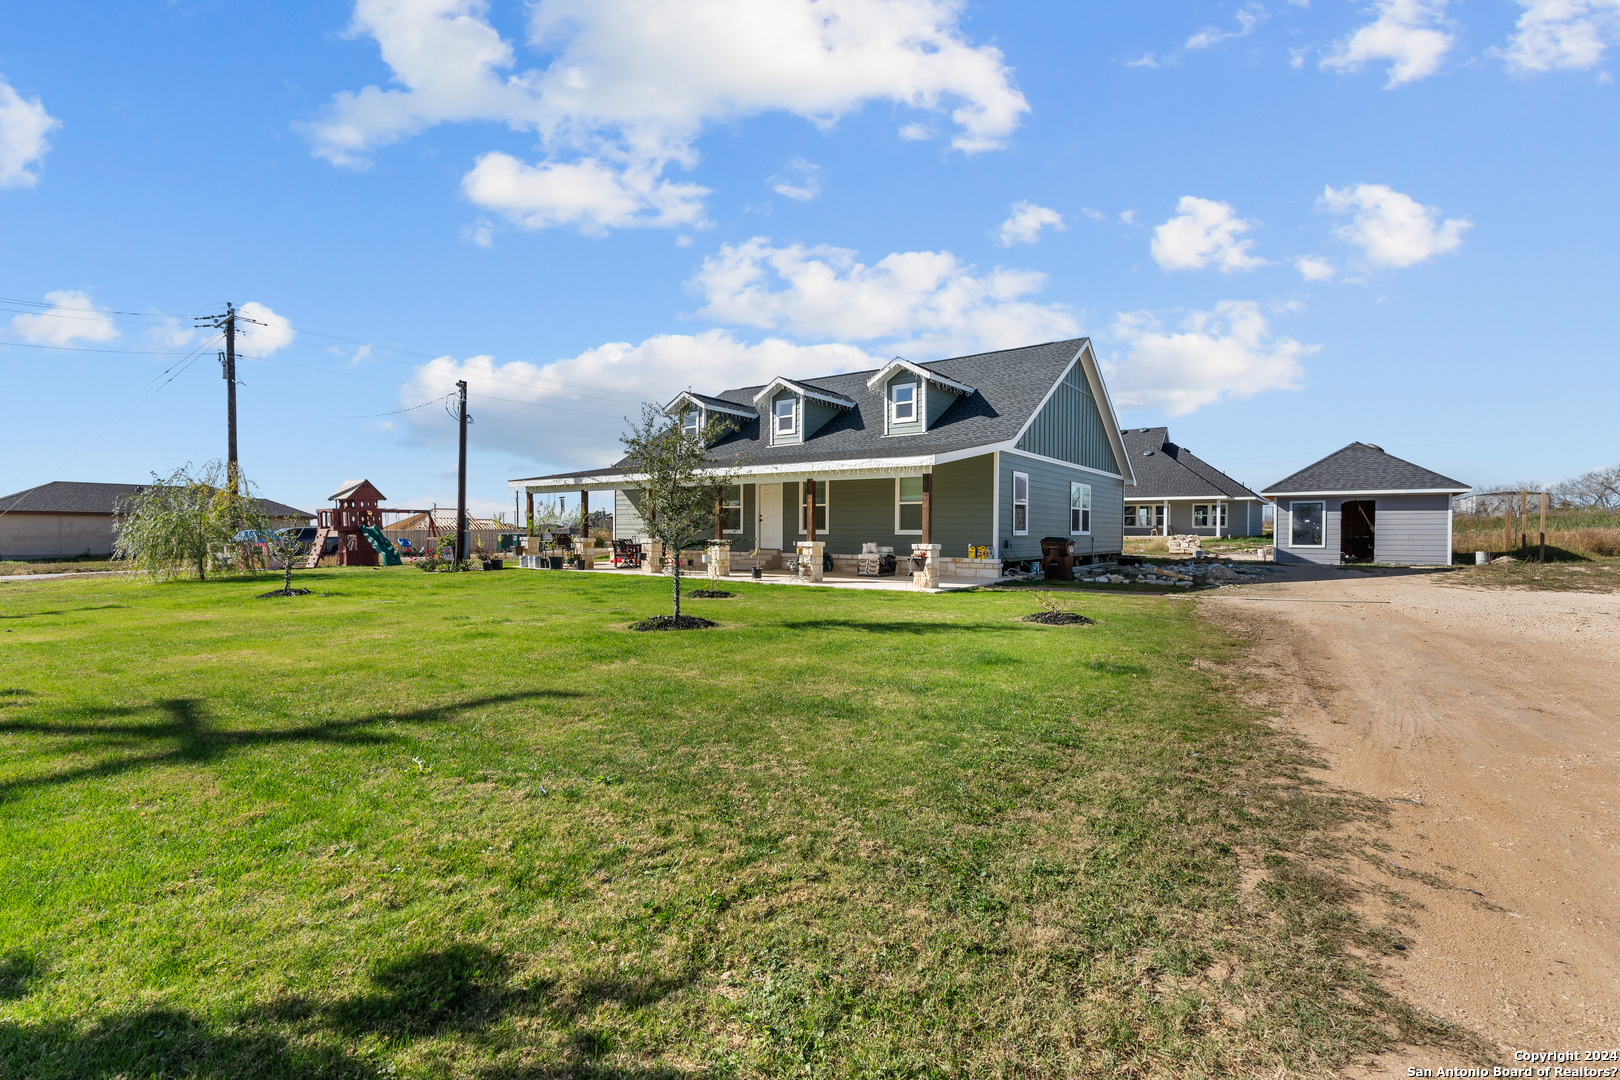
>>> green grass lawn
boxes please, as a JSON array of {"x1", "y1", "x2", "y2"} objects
[{"x1": 0, "y1": 568, "x2": 1450, "y2": 1078}]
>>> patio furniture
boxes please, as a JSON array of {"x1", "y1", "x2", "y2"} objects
[{"x1": 612, "y1": 539, "x2": 644, "y2": 568}]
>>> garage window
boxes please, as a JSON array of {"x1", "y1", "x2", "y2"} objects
[{"x1": 1290, "y1": 501, "x2": 1325, "y2": 547}]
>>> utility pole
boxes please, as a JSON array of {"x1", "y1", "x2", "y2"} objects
[
  {"x1": 196, "y1": 303, "x2": 240, "y2": 491},
  {"x1": 456, "y1": 380, "x2": 469, "y2": 566}
]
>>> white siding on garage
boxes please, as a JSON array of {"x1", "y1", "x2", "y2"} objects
[{"x1": 1372, "y1": 493, "x2": 1453, "y2": 565}]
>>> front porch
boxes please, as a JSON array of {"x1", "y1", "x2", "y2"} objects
[{"x1": 515, "y1": 559, "x2": 993, "y2": 592}]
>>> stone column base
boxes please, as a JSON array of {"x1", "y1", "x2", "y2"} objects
[
  {"x1": 706, "y1": 541, "x2": 731, "y2": 579},
  {"x1": 795, "y1": 541, "x2": 825, "y2": 583},
  {"x1": 641, "y1": 538, "x2": 664, "y2": 574},
  {"x1": 911, "y1": 543, "x2": 942, "y2": 590},
  {"x1": 577, "y1": 548, "x2": 595, "y2": 570}
]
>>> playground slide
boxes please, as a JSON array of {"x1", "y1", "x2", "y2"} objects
[{"x1": 360, "y1": 525, "x2": 403, "y2": 566}]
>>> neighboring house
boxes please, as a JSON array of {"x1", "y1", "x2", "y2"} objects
[
  {"x1": 0, "y1": 481, "x2": 312, "y2": 560},
  {"x1": 382, "y1": 508, "x2": 508, "y2": 555},
  {"x1": 509, "y1": 338, "x2": 1135, "y2": 566},
  {"x1": 1118, "y1": 428, "x2": 1267, "y2": 538},
  {"x1": 1262, "y1": 443, "x2": 1468, "y2": 566}
]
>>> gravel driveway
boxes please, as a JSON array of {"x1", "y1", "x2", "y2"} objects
[{"x1": 1202, "y1": 568, "x2": 1619, "y2": 1071}]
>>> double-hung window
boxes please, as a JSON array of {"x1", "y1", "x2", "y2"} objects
[
  {"x1": 896, "y1": 476, "x2": 924, "y2": 533},
  {"x1": 720, "y1": 485, "x2": 743, "y2": 532},
  {"x1": 1290, "y1": 501, "x2": 1324, "y2": 547},
  {"x1": 681, "y1": 409, "x2": 701, "y2": 437},
  {"x1": 891, "y1": 382, "x2": 916, "y2": 424},
  {"x1": 1070, "y1": 482, "x2": 1091, "y2": 534},
  {"x1": 773, "y1": 397, "x2": 797, "y2": 437},
  {"x1": 1193, "y1": 504, "x2": 1210, "y2": 528},
  {"x1": 798, "y1": 481, "x2": 828, "y2": 534},
  {"x1": 1011, "y1": 472, "x2": 1029, "y2": 535}
]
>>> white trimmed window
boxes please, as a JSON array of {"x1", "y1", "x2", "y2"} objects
[
  {"x1": 1012, "y1": 472, "x2": 1029, "y2": 535},
  {"x1": 891, "y1": 382, "x2": 916, "y2": 424},
  {"x1": 1193, "y1": 504, "x2": 1209, "y2": 528},
  {"x1": 773, "y1": 396, "x2": 797, "y2": 436},
  {"x1": 681, "y1": 408, "x2": 701, "y2": 437},
  {"x1": 1125, "y1": 504, "x2": 1164, "y2": 529},
  {"x1": 896, "y1": 476, "x2": 924, "y2": 534},
  {"x1": 798, "y1": 480, "x2": 828, "y2": 534},
  {"x1": 1290, "y1": 501, "x2": 1324, "y2": 547},
  {"x1": 1070, "y1": 482, "x2": 1091, "y2": 534},
  {"x1": 721, "y1": 485, "x2": 743, "y2": 532}
]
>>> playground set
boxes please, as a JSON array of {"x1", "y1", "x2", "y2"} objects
[{"x1": 305, "y1": 479, "x2": 404, "y2": 568}]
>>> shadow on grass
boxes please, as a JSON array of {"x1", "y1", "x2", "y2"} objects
[
  {"x1": 0, "y1": 953, "x2": 45, "y2": 1000},
  {"x1": 0, "y1": 690, "x2": 580, "y2": 801},
  {"x1": 777, "y1": 619, "x2": 982, "y2": 635},
  {"x1": 0, "y1": 944, "x2": 689, "y2": 1079}
]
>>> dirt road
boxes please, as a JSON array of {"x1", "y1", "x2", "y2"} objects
[{"x1": 1202, "y1": 569, "x2": 1619, "y2": 1071}]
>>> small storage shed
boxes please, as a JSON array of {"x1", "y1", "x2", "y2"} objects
[{"x1": 1262, "y1": 443, "x2": 1468, "y2": 566}]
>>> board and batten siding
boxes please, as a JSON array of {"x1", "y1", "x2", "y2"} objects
[
  {"x1": 1274, "y1": 493, "x2": 1452, "y2": 566},
  {"x1": 1014, "y1": 363, "x2": 1119, "y2": 475},
  {"x1": 999, "y1": 451, "x2": 1123, "y2": 561}
]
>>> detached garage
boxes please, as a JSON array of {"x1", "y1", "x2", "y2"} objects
[{"x1": 1262, "y1": 443, "x2": 1468, "y2": 566}]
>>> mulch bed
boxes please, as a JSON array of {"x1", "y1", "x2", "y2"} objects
[
  {"x1": 684, "y1": 589, "x2": 736, "y2": 598},
  {"x1": 629, "y1": 615, "x2": 718, "y2": 631},
  {"x1": 1020, "y1": 612, "x2": 1094, "y2": 625},
  {"x1": 256, "y1": 588, "x2": 313, "y2": 599}
]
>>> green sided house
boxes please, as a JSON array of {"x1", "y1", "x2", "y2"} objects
[{"x1": 509, "y1": 338, "x2": 1135, "y2": 579}]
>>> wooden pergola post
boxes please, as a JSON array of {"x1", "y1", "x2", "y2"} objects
[
  {"x1": 921, "y1": 472, "x2": 933, "y2": 545},
  {"x1": 580, "y1": 490, "x2": 589, "y2": 546},
  {"x1": 525, "y1": 492, "x2": 534, "y2": 536}
]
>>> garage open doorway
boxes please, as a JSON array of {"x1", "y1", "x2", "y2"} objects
[{"x1": 1341, "y1": 500, "x2": 1375, "y2": 562}]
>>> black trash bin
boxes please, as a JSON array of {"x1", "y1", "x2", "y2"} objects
[{"x1": 1040, "y1": 537, "x2": 1076, "y2": 581}]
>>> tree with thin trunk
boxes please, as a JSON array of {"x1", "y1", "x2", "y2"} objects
[
  {"x1": 113, "y1": 461, "x2": 267, "y2": 581},
  {"x1": 619, "y1": 404, "x2": 741, "y2": 621},
  {"x1": 263, "y1": 528, "x2": 311, "y2": 595}
]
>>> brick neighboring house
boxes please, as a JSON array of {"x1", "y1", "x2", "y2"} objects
[{"x1": 0, "y1": 481, "x2": 312, "y2": 560}]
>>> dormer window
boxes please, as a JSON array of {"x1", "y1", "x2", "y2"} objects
[
  {"x1": 892, "y1": 383, "x2": 916, "y2": 423},
  {"x1": 774, "y1": 397, "x2": 797, "y2": 435},
  {"x1": 681, "y1": 409, "x2": 701, "y2": 437}
]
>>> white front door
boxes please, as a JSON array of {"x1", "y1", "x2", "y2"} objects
[{"x1": 757, "y1": 482, "x2": 783, "y2": 549}]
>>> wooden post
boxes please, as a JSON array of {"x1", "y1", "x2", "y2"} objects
[
  {"x1": 805, "y1": 478, "x2": 816, "y2": 544},
  {"x1": 715, "y1": 491, "x2": 723, "y2": 541},
  {"x1": 1504, "y1": 495, "x2": 1511, "y2": 556},
  {"x1": 526, "y1": 492, "x2": 534, "y2": 536},
  {"x1": 1519, "y1": 490, "x2": 1527, "y2": 554},
  {"x1": 1540, "y1": 490, "x2": 1547, "y2": 563},
  {"x1": 580, "y1": 490, "x2": 590, "y2": 548},
  {"x1": 921, "y1": 472, "x2": 933, "y2": 546}
]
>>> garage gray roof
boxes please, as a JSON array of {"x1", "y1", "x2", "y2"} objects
[
  {"x1": 1120, "y1": 428, "x2": 1262, "y2": 500},
  {"x1": 0, "y1": 481, "x2": 312, "y2": 519},
  {"x1": 1261, "y1": 443, "x2": 1468, "y2": 495},
  {"x1": 516, "y1": 338, "x2": 1092, "y2": 480}
]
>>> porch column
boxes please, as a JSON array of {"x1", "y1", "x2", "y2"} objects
[
  {"x1": 526, "y1": 492, "x2": 534, "y2": 535},
  {"x1": 1163, "y1": 500, "x2": 1169, "y2": 537},
  {"x1": 921, "y1": 471, "x2": 933, "y2": 546},
  {"x1": 578, "y1": 490, "x2": 593, "y2": 569},
  {"x1": 805, "y1": 477, "x2": 816, "y2": 544},
  {"x1": 715, "y1": 491, "x2": 724, "y2": 541},
  {"x1": 1216, "y1": 499, "x2": 1223, "y2": 539}
]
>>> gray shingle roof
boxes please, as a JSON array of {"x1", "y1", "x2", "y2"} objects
[
  {"x1": 1261, "y1": 443, "x2": 1468, "y2": 495},
  {"x1": 0, "y1": 481, "x2": 312, "y2": 520},
  {"x1": 619, "y1": 339, "x2": 1086, "y2": 471},
  {"x1": 1119, "y1": 428, "x2": 1262, "y2": 500}
]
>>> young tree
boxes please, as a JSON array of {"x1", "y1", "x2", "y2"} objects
[
  {"x1": 263, "y1": 528, "x2": 311, "y2": 595},
  {"x1": 619, "y1": 403, "x2": 742, "y2": 621},
  {"x1": 113, "y1": 461, "x2": 267, "y2": 581}
]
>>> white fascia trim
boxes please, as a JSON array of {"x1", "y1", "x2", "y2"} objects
[
  {"x1": 750, "y1": 377, "x2": 854, "y2": 410},
  {"x1": 996, "y1": 446, "x2": 1125, "y2": 481},
  {"x1": 864, "y1": 358, "x2": 974, "y2": 396},
  {"x1": 1130, "y1": 494, "x2": 1263, "y2": 503},
  {"x1": 510, "y1": 475, "x2": 632, "y2": 493},
  {"x1": 1263, "y1": 488, "x2": 1471, "y2": 497}
]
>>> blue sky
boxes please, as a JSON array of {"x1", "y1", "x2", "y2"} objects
[{"x1": 2, "y1": 0, "x2": 1616, "y2": 519}]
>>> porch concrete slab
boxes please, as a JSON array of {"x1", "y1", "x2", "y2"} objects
[{"x1": 527, "y1": 564, "x2": 993, "y2": 592}]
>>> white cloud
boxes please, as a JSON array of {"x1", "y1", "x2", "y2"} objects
[
  {"x1": 1119, "y1": 210, "x2": 1138, "y2": 225},
  {"x1": 1501, "y1": 0, "x2": 1620, "y2": 72},
  {"x1": 997, "y1": 201, "x2": 1065, "y2": 246},
  {"x1": 1187, "y1": 6, "x2": 1264, "y2": 50},
  {"x1": 1150, "y1": 196, "x2": 1266, "y2": 273},
  {"x1": 1107, "y1": 301, "x2": 1317, "y2": 416},
  {"x1": 463, "y1": 218, "x2": 494, "y2": 247},
  {"x1": 1295, "y1": 255, "x2": 1338, "y2": 281},
  {"x1": 306, "y1": 0, "x2": 1028, "y2": 233},
  {"x1": 236, "y1": 302, "x2": 296, "y2": 357},
  {"x1": 460, "y1": 152, "x2": 709, "y2": 234},
  {"x1": 9, "y1": 291, "x2": 118, "y2": 347},
  {"x1": 898, "y1": 121, "x2": 935, "y2": 140},
  {"x1": 146, "y1": 317, "x2": 198, "y2": 349},
  {"x1": 769, "y1": 157, "x2": 821, "y2": 201},
  {"x1": 1319, "y1": 183, "x2": 1470, "y2": 268},
  {"x1": 1126, "y1": 52, "x2": 1161, "y2": 68},
  {"x1": 1320, "y1": 0, "x2": 1454, "y2": 87},
  {"x1": 691, "y1": 237, "x2": 1080, "y2": 356},
  {"x1": 399, "y1": 331, "x2": 881, "y2": 465},
  {"x1": 0, "y1": 77, "x2": 61, "y2": 189}
]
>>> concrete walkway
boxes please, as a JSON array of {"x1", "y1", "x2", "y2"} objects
[{"x1": 0, "y1": 570, "x2": 132, "y2": 583}]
